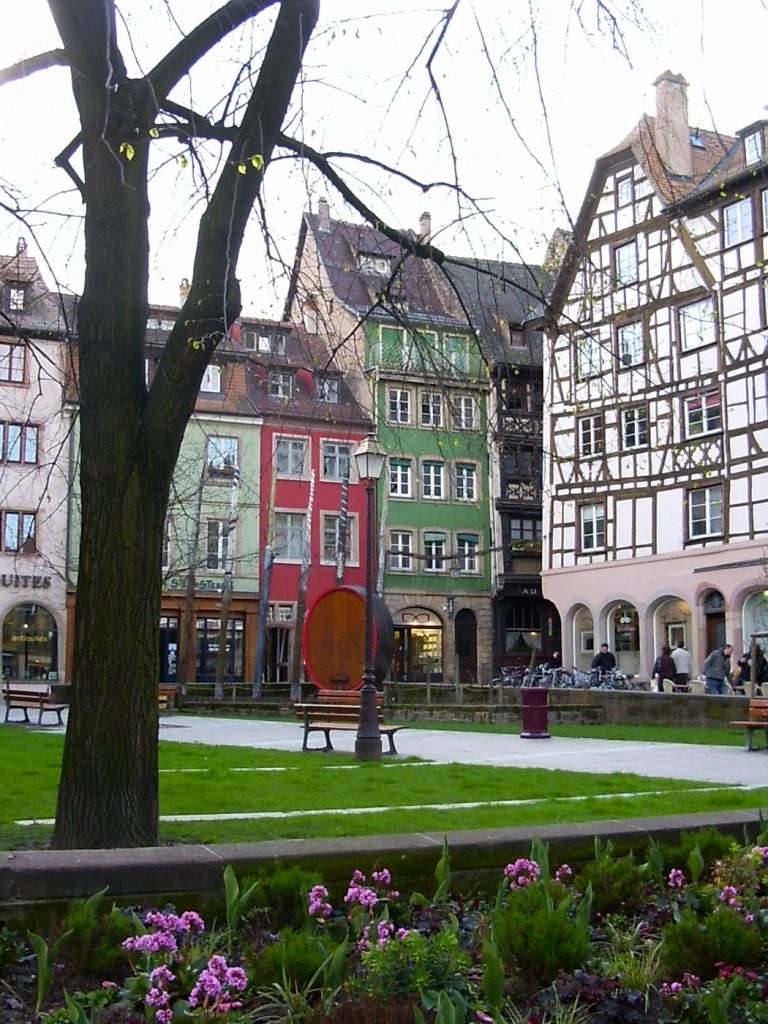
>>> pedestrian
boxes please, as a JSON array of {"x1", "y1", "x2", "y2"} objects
[
  {"x1": 671, "y1": 639, "x2": 693, "y2": 691},
  {"x1": 550, "y1": 650, "x2": 562, "y2": 670},
  {"x1": 735, "y1": 646, "x2": 768, "y2": 696},
  {"x1": 591, "y1": 643, "x2": 616, "y2": 677},
  {"x1": 651, "y1": 645, "x2": 677, "y2": 693},
  {"x1": 701, "y1": 643, "x2": 734, "y2": 696}
]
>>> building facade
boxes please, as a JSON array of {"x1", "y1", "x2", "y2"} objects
[{"x1": 542, "y1": 71, "x2": 768, "y2": 676}]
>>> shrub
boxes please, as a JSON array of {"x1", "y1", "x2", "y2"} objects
[
  {"x1": 574, "y1": 842, "x2": 646, "y2": 917},
  {"x1": 359, "y1": 926, "x2": 470, "y2": 1003},
  {"x1": 657, "y1": 828, "x2": 734, "y2": 877},
  {"x1": 493, "y1": 881, "x2": 591, "y2": 989},
  {"x1": 249, "y1": 926, "x2": 329, "y2": 989},
  {"x1": 62, "y1": 890, "x2": 134, "y2": 978},
  {"x1": 661, "y1": 906, "x2": 763, "y2": 981},
  {"x1": 247, "y1": 864, "x2": 325, "y2": 931}
]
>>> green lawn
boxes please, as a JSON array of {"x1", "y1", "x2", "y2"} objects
[{"x1": 3, "y1": 721, "x2": 765, "y2": 850}]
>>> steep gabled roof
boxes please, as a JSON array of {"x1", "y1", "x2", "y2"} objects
[{"x1": 0, "y1": 245, "x2": 77, "y2": 334}]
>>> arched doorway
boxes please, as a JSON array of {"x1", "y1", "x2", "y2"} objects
[
  {"x1": 2, "y1": 603, "x2": 58, "y2": 680},
  {"x1": 454, "y1": 609, "x2": 477, "y2": 683},
  {"x1": 609, "y1": 603, "x2": 640, "y2": 676},
  {"x1": 392, "y1": 608, "x2": 443, "y2": 682},
  {"x1": 703, "y1": 590, "x2": 726, "y2": 652}
]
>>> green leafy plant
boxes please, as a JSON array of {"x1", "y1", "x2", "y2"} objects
[
  {"x1": 223, "y1": 863, "x2": 260, "y2": 951},
  {"x1": 597, "y1": 920, "x2": 664, "y2": 994},
  {"x1": 28, "y1": 928, "x2": 74, "y2": 1014},
  {"x1": 251, "y1": 863, "x2": 325, "y2": 931},
  {"x1": 573, "y1": 838, "x2": 646, "y2": 917},
  {"x1": 62, "y1": 885, "x2": 134, "y2": 977},
  {"x1": 360, "y1": 926, "x2": 470, "y2": 1004},
  {"x1": 661, "y1": 905, "x2": 763, "y2": 980},
  {"x1": 250, "y1": 928, "x2": 330, "y2": 990}
]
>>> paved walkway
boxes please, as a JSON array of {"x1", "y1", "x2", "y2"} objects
[{"x1": 149, "y1": 714, "x2": 768, "y2": 789}]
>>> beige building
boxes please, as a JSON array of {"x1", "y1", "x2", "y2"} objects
[{"x1": 542, "y1": 72, "x2": 768, "y2": 677}]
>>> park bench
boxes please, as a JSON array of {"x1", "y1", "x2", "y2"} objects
[
  {"x1": 158, "y1": 683, "x2": 178, "y2": 712},
  {"x1": 3, "y1": 683, "x2": 67, "y2": 726},
  {"x1": 729, "y1": 698, "x2": 768, "y2": 750},
  {"x1": 294, "y1": 688, "x2": 401, "y2": 753}
]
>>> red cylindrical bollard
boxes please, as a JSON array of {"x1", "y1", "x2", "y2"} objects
[{"x1": 520, "y1": 687, "x2": 550, "y2": 739}]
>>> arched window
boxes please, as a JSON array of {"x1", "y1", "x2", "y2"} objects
[{"x1": 2, "y1": 603, "x2": 58, "y2": 680}]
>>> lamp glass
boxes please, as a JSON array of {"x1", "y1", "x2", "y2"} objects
[{"x1": 354, "y1": 433, "x2": 385, "y2": 481}]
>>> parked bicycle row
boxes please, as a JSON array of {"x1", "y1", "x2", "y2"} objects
[{"x1": 489, "y1": 664, "x2": 638, "y2": 690}]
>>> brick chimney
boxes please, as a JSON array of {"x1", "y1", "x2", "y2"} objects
[
  {"x1": 653, "y1": 71, "x2": 692, "y2": 177},
  {"x1": 179, "y1": 277, "x2": 190, "y2": 307},
  {"x1": 317, "y1": 197, "x2": 331, "y2": 233},
  {"x1": 419, "y1": 211, "x2": 431, "y2": 242}
]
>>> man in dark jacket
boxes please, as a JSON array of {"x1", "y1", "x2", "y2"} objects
[
  {"x1": 702, "y1": 644, "x2": 733, "y2": 695},
  {"x1": 591, "y1": 643, "x2": 616, "y2": 675}
]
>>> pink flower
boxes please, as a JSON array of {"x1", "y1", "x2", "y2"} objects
[
  {"x1": 668, "y1": 868, "x2": 686, "y2": 890},
  {"x1": 504, "y1": 858, "x2": 541, "y2": 889},
  {"x1": 555, "y1": 864, "x2": 573, "y2": 884}
]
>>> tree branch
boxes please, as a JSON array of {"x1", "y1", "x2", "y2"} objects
[{"x1": 0, "y1": 49, "x2": 69, "y2": 87}]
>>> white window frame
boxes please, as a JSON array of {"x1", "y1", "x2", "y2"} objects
[
  {"x1": 389, "y1": 530, "x2": 413, "y2": 571},
  {"x1": 275, "y1": 436, "x2": 308, "y2": 478},
  {"x1": 2, "y1": 511, "x2": 36, "y2": 553},
  {"x1": 0, "y1": 343, "x2": 25, "y2": 383},
  {"x1": 317, "y1": 376, "x2": 339, "y2": 403},
  {"x1": 320, "y1": 512, "x2": 359, "y2": 565},
  {"x1": 688, "y1": 484, "x2": 723, "y2": 539},
  {"x1": 321, "y1": 440, "x2": 352, "y2": 481},
  {"x1": 268, "y1": 371, "x2": 294, "y2": 399},
  {"x1": 576, "y1": 334, "x2": 605, "y2": 380},
  {"x1": 724, "y1": 197, "x2": 753, "y2": 246},
  {"x1": 207, "y1": 435, "x2": 238, "y2": 475},
  {"x1": 746, "y1": 131, "x2": 763, "y2": 165},
  {"x1": 423, "y1": 533, "x2": 446, "y2": 572},
  {"x1": 622, "y1": 407, "x2": 648, "y2": 449},
  {"x1": 205, "y1": 519, "x2": 230, "y2": 570},
  {"x1": 4, "y1": 423, "x2": 38, "y2": 464},
  {"x1": 389, "y1": 458, "x2": 412, "y2": 498},
  {"x1": 614, "y1": 240, "x2": 638, "y2": 285},
  {"x1": 762, "y1": 190, "x2": 768, "y2": 233},
  {"x1": 452, "y1": 395, "x2": 477, "y2": 430},
  {"x1": 616, "y1": 175, "x2": 634, "y2": 206},
  {"x1": 680, "y1": 297, "x2": 716, "y2": 350},
  {"x1": 161, "y1": 518, "x2": 173, "y2": 571},
  {"x1": 388, "y1": 387, "x2": 411, "y2": 424},
  {"x1": 274, "y1": 511, "x2": 306, "y2": 561},
  {"x1": 420, "y1": 391, "x2": 443, "y2": 428},
  {"x1": 456, "y1": 533, "x2": 479, "y2": 574},
  {"x1": 421, "y1": 460, "x2": 445, "y2": 499},
  {"x1": 618, "y1": 322, "x2": 643, "y2": 367},
  {"x1": 684, "y1": 392, "x2": 722, "y2": 437},
  {"x1": 578, "y1": 415, "x2": 604, "y2": 458},
  {"x1": 580, "y1": 503, "x2": 606, "y2": 552},
  {"x1": 444, "y1": 335, "x2": 469, "y2": 374},
  {"x1": 9, "y1": 286, "x2": 25, "y2": 312},
  {"x1": 454, "y1": 462, "x2": 477, "y2": 501}
]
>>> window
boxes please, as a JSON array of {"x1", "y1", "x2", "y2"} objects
[
  {"x1": 444, "y1": 335, "x2": 468, "y2": 373},
  {"x1": 2, "y1": 511, "x2": 36, "y2": 552},
  {"x1": 456, "y1": 533, "x2": 479, "y2": 574},
  {"x1": 509, "y1": 328, "x2": 526, "y2": 347},
  {"x1": 358, "y1": 253, "x2": 392, "y2": 276},
  {"x1": 452, "y1": 395, "x2": 477, "y2": 430},
  {"x1": 423, "y1": 533, "x2": 446, "y2": 572},
  {"x1": 685, "y1": 392, "x2": 722, "y2": 436},
  {"x1": 3, "y1": 423, "x2": 38, "y2": 464},
  {"x1": 268, "y1": 371, "x2": 293, "y2": 398},
  {"x1": 580, "y1": 504, "x2": 605, "y2": 551},
  {"x1": 389, "y1": 458, "x2": 412, "y2": 498},
  {"x1": 389, "y1": 530, "x2": 413, "y2": 571},
  {"x1": 276, "y1": 604, "x2": 294, "y2": 622},
  {"x1": 724, "y1": 197, "x2": 753, "y2": 246},
  {"x1": 614, "y1": 240, "x2": 638, "y2": 285},
  {"x1": 502, "y1": 445, "x2": 536, "y2": 477},
  {"x1": 746, "y1": 131, "x2": 763, "y2": 165},
  {"x1": 422, "y1": 460, "x2": 444, "y2": 499},
  {"x1": 680, "y1": 297, "x2": 716, "y2": 350},
  {"x1": 509, "y1": 517, "x2": 542, "y2": 547},
  {"x1": 618, "y1": 322, "x2": 643, "y2": 366},
  {"x1": 321, "y1": 513, "x2": 357, "y2": 564},
  {"x1": 380, "y1": 326, "x2": 406, "y2": 367},
  {"x1": 388, "y1": 387, "x2": 410, "y2": 423},
  {"x1": 689, "y1": 484, "x2": 723, "y2": 538},
  {"x1": 317, "y1": 376, "x2": 339, "y2": 403},
  {"x1": 578, "y1": 415, "x2": 604, "y2": 457},
  {"x1": 616, "y1": 176, "x2": 634, "y2": 206},
  {"x1": 207, "y1": 435, "x2": 238, "y2": 475},
  {"x1": 505, "y1": 380, "x2": 534, "y2": 413},
  {"x1": 455, "y1": 463, "x2": 476, "y2": 501},
  {"x1": 8, "y1": 286, "x2": 25, "y2": 312},
  {"x1": 0, "y1": 343, "x2": 25, "y2": 383},
  {"x1": 576, "y1": 334, "x2": 605, "y2": 379},
  {"x1": 275, "y1": 437, "x2": 307, "y2": 477},
  {"x1": 200, "y1": 364, "x2": 221, "y2": 393},
  {"x1": 622, "y1": 407, "x2": 649, "y2": 449},
  {"x1": 421, "y1": 391, "x2": 443, "y2": 428},
  {"x1": 274, "y1": 511, "x2": 305, "y2": 560},
  {"x1": 321, "y1": 440, "x2": 352, "y2": 480},
  {"x1": 206, "y1": 520, "x2": 230, "y2": 570}
]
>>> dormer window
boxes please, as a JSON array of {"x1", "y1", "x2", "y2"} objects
[
  {"x1": 8, "y1": 285, "x2": 25, "y2": 312},
  {"x1": 317, "y1": 375, "x2": 339, "y2": 403},
  {"x1": 269, "y1": 371, "x2": 293, "y2": 398},
  {"x1": 745, "y1": 130, "x2": 763, "y2": 165},
  {"x1": 242, "y1": 329, "x2": 286, "y2": 355},
  {"x1": 358, "y1": 252, "x2": 392, "y2": 276},
  {"x1": 690, "y1": 132, "x2": 706, "y2": 150}
]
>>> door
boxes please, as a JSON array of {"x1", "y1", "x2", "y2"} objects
[{"x1": 454, "y1": 609, "x2": 477, "y2": 683}]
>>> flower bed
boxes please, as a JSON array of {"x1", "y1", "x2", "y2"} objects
[{"x1": 5, "y1": 826, "x2": 768, "y2": 1022}]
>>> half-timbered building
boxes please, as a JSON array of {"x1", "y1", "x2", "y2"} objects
[{"x1": 542, "y1": 71, "x2": 768, "y2": 677}]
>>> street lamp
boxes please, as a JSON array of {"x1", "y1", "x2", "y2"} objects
[{"x1": 354, "y1": 432, "x2": 386, "y2": 761}]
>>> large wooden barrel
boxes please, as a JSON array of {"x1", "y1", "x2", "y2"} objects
[{"x1": 303, "y1": 586, "x2": 394, "y2": 690}]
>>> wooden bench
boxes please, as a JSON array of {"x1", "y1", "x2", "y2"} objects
[
  {"x1": 729, "y1": 698, "x2": 768, "y2": 750},
  {"x1": 158, "y1": 684, "x2": 178, "y2": 712},
  {"x1": 294, "y1": 688, "x2": 401, "y2": 754},
  {"x1": 3, "y1": 684, "x2": 67, "y2": 726}
]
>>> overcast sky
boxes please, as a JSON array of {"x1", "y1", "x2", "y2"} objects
[{"x1": 2, "y1": 0, "x2": 767, "y2": 317}]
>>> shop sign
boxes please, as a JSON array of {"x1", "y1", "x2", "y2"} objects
[
  {"x1": 1, "y1": 575, "x2": 51, "y2": 589},
  {"x1": 166, "y1": 577, "x2": 224, "y2": 593}
]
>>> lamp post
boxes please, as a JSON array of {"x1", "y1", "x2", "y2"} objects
[{"x1": 354, "y1": 432, "x2": 386, "y2": 762}]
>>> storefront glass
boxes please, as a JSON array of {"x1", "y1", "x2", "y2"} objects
[{"x1": 2, "y1": 603, "x2": 58, "y2": 680}]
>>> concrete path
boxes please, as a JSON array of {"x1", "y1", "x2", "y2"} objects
[{"x1": 150, "y1": 714, "x2": 768, "y2": 789}]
